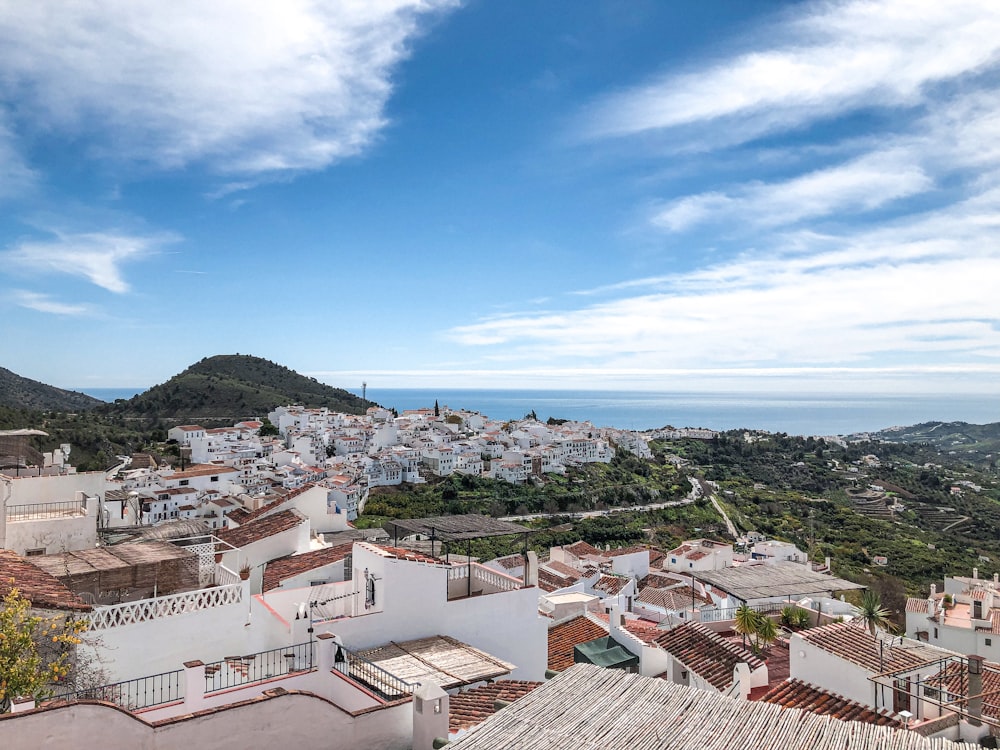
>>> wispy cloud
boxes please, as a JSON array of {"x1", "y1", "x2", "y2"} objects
[
  {"x1": 584, "y1": 0, "x2": 1000, "y2": 144},
  {"x1": 449, "y1": 190, "x2": 1000, "y2": 370},
  {"x1": 0, "y1": 119, "x2": 36, "y2": 199},
  {"x1": 0, "y1": 0, "x2": 458, "y2": 177},
  {"x1": 652, "y1": 150, "x2": 932, "y2": 232},
  {"x1": 10, "y1": 290, "x2": 91, "y2": 316},
  {"x1": 1, "y1": 230, "x2": 177, "y2": 293}
]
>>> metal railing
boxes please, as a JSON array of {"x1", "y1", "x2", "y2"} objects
[
  {"x1": 698, "y1": 601, "x2": 786, "y2": 623},
  {"x1": 85, "y1": 583, "x2": 244, "y2": 631},
  {"x1": 335, "y1": 647, "x2": 417, "y2": 702},
  {"x1": 49, "y1": 669, "x2": 184, "y2": 711},
  {"x1": 6, "y1": 500, "x2": 87, "y2": 521},
  {"x1": 203, "y1": 641, "x2": 314, "y2": 693}
]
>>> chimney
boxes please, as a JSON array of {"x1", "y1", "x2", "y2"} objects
[
  {"x1": 524, "y1": 551, "x2": 539, "y2": 587},
  {"x1": 824, "y1": 556, "x2": 831, "y2": 570},
  {"x1": 973, "y1": 567, "x2": 979, "y2": 580},
  {"x1": 931, "y1": 584, "x2": 937, "y2": 596},
  {"x1": 412, "y1": 682, "x2": 450, "y2": 750},
  {"x1": 968, "y1": 655, "x2": 984, "y2": 727}
]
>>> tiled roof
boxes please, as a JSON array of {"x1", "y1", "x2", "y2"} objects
[
  {"x1": 230, "y1": 483, "x2": 317, "y2": 525},
  {"x1": 906, "y1": 597, "x2": 930, "y2": 613},
  {"x1": 363, "y1": 543, "x2": 444, "y2": 565},
  {"x1": 594, "y1": 574, "x2": 630, "y2": 595},
  {"x1": 215, "y1": 509, "x2": 306, "y2": 548},
  {"x1": 564, "y1": 541, "x2": 603, "y2": 558},
  {"x1": 538, "y1": 568, "x2": 575, "y2": 593},
  {"x1": 639, "y1": 572, "x2": 682, "y2": 589},
  {"x1": 543, "y1": 560, "x2": 584, "y2": 580},
  {"x1": 167, "y1": 463, "x2": 239, "y2": 479},
  {"x1": 0, "y1": 550, "x2": 92, "y2": 612},
  {"x1": 653, "y1": 622, "x2": 763, "y2": 691},
  {"x1": 639, "y1": 586, "x2": 709, "y2": 611},
  {"x1": 760, "y1": 679, "x2": 899, "y2": 726},
  {"x1": 262, "y1": 542, "x2": 355, "y2": 591},
  {"x1": 798, "y1": 622, "x2": 952, "y2": 673},
  {"x1": 449, "y1": 680, "x2": 542, "y2": 733},
  {"x1": 493, "y1": 554, "x2": 524, "y2": 571},
  {"x1": 548, "y1": 614, "x2": 609, "y2": 672}
]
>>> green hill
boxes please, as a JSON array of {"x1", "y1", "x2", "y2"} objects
[
  {"x1": 868, "y1": 421, "x2": 1000, "y2": 466},
  {"x1": 0, "y1": 366, "x2": 103, "y2": 411},
  {"x1": 102, "y1": 354, "x2": 370, "y2": 424}
]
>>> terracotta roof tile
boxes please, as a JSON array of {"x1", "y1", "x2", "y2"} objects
[
  {"x1": 449, "y1": 680, "x2": 542, "y2": 733},
  {"x1": 538, "y1": 568, "x2": 575, "y2": 593},
  {"x1": 543, "y1": 560, "x2": 583, "y2": 580},
  {"x1": 0, "y1": 550, "x2": 92, "y2": 612},
  {"x1": 262, "y1": 542, "x2": 355, "y2": 592},
  {"x1": 638, "y1": 586, "x2": 710, "y2": 611},
  {"x1": 167, "y1": 463, "x2": 238, "y2": 480},
  {"x1": 594, "y1": 574, "x2": 630, "y2": 595},
  {"x1": 564, "y1": 541, "x2": 603, "y2": 558},
  {"x1": 799, "y1": 622, "x2": 949, "y2": 673},
  {"x1": 654, "y1": 622, "x2": 763, "y2": 691},
  {"x1": 548, "y1": 615, "x2": 609, "y2": 672},
  {"x1": 216, "y1": 509, "x2": 306, "y2": 548},
  {"x1": 906, "y1": 598, "x2": 930, "y2": 613},
  {"x1": 760, "y1": 679, "x2": 900, "y2": 726}
]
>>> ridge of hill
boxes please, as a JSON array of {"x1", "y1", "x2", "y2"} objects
[
  {"x1": 866, "y1": 421, "x2": 1000, "y2": 465},
  {"x1": 101, "y1": 354, "x2": 370, "y2": 424},
  {"x1": 0, "y1": 366, "x2": 104, "y2": 411}
]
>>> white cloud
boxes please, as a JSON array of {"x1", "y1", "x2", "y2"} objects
[
  {"x1": 1, "y1": 230, "x2": 176, "y2": 293},
  {"x1": 11, "y1": 290, "x2": 91, "y2": 316},
  {"x1": 585, "y1": 0, "x2": 1000, "y2": 144},
  {"x1": 0, "y1": 118, "x2": 36, "y2": 198},
  {"x1": 0, "y1": 0, "x2": 458, "y2": 175},
  {"x1": 653, "y1": 150, "x2": 932, "y2": 232},
  {"x1": 448, "y1": 188, "x2": 1000, "y2": 372}
]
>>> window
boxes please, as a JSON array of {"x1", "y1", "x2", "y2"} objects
[
  {"x1": 179, "y1": 480, "x2": 189, "y2": 486},
  {"x1": 211, "y1": 476, "x2": 219, "y2": 482},
  {"x1": 25, "y1": 548, "x2": 45, "y2": 557},
  {"x1": 934, "y1": 627, "x2": 938, "y2": 639},
  {"x1": 987, "y1": 638, "x2": 993, "y2": 647}
]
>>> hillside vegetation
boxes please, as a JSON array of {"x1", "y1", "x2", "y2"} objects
[
  {"x1": 868, "y1": 421, "x2": 1000, "y2": 468},
  {"x1": 101, "y1": 354, "x2": 369, "y2": 425},
  {"x1": 0, "y1": 366, "x2": 103, "y2": 411}
]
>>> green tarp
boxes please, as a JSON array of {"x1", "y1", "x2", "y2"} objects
[{"x1": 573, "y1": 636, "x2": 639, "y2": 670}]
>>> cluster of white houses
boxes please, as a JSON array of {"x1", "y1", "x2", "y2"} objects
[{"x1": 2, "y1": 427, "x2": 1000, "y2": 748}]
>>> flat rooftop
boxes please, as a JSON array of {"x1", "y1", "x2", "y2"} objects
[{"x1": 693, "y1": 561, "x2": 865, "y2": 601}]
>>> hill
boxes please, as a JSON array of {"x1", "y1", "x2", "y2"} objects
[
  {"x1": 0, "y1": 366, "x2": 104, "y2": 411},
  {"x1": 866, "y1": 421, "x2": 1000, "y2": 466},
  {"x1": 102, "y1": 354, "x2": 370, "y2": 424}
]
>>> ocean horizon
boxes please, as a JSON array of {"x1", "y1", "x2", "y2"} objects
[{"x1": 75, "y1": 386, "x2": 1000, "y2": 437}]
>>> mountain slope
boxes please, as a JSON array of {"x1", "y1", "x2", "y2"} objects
[
  {"x1": 102, "y1": 354, "x2": 369, "y2": 423},
  {"x1": 0, "y1": 366, "x2": 104, "y2": 411},
  {"x1": 867, "y1": 421, "x2": 1000, "y2": 466}
]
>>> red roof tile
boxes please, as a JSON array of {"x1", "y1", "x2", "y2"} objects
[
  {"x1": 262, "y1": 542, "x2": 355, "y2": 592},
  {"x1": 0, "y1": 550, "x2": 92, "y2": 612},
  {"x1": 594, "y1": 574, "x2": 630, "y2": 596},
  {"x1": 799, "y1": 622, "x2": 945, "y2": 673},
  {"x1": 654, "y1": 622, "x2": 763, "y2": 691},
  {"x1": 906, "y1": 598, "x2": 930, "y2": 613},
  {"x1": 216, "y1": 509, "x2": 307, "y2": 548},
  {"x1": 449, "y1": 680, "x2": 542, "y2": 733},
  {"x1": 548, "y1": 615, "x2": 609, "y2": 672},
  {"x1": 760, "y1": 679, "x2": 899, "y2": 725}
]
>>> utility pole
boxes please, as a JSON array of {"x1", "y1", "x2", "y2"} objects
[{"x1": 362, "y1": 382, "x2": 367, "y2": 413}]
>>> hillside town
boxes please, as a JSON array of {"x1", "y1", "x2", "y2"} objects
[{"x1": 1, "y1": 406, "x2": 999, "y2": 748}]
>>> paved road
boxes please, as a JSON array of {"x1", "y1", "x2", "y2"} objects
[{"x1": 499, "y1": 479, "x2": 700, "y2": 523}]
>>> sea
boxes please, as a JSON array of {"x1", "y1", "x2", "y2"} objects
[{"x1": 76, "y1": 387, "x2": 1000, "y2": 437}]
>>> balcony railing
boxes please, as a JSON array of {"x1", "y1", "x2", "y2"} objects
[
  {"x1": 85, "y1": 582, "x2": 244, "y2": 631},
  {"x1": 6, "y1": 500, "x2": 87, "y2": 521},
  {"x1": 203, "y1": 641, "x2": 314, "y2": 693},
  {"x1": 698, "y1": 601, "x2": 785, "y2": 623},
  {"x1": 448, "y1": 562, "x2": 523, "y2": 599},
  {"x1": 334, "y1": 647, "x2": 417, "y2": 701},
  {"x1": 49, "y1": 669, "x2": 184, "y2": 711}
]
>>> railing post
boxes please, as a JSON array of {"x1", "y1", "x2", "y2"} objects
[
  {"x1": 183, "y1": 660, "x2": 206, "y2": 712},
  {"x1": 317, "y1": 633, "x2": 336, "y2": 673}
]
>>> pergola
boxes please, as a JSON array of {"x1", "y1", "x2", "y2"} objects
[{"x1": 382, "y1": 515, "x2": 532, "y2": 598}]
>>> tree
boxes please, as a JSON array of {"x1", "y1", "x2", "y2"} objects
[
  {"x1": 857, "y1": 590, "x2": 892, "y2": 635},
  {"x1": 434, "y1": 400, "x2": 440, "y2": 417},
  {"x1": 258, "y1": 419, "x2": 279, "y2": 437},
  {"x1": 0, "y1": 585, "x2": 85, "y2": 712},
  {"x1": 734, "y1": 603, "x2": 758, "y2": 650},
  {"x1": 754, "y1": 615, "x2": 778, "y2": 654}
]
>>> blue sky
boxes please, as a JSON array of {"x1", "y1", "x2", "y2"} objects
[{"x1": 1, "y1": 0, "x2": 999, "y2": 395}]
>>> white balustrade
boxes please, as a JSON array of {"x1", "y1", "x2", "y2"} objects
[{"x1": 85, "y1": 583, "x2": 244, "y2": 631}]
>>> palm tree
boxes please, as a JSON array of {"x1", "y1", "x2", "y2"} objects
[
  {"x1": 755, "y1": 615, "x2": 778, "y2": 654},
  {"x1": 857, "y1": 590, "x2": 892, "y2": 634},
  {"x1": 734, "y1": 604, "x2": 758, "y2": 650}
]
